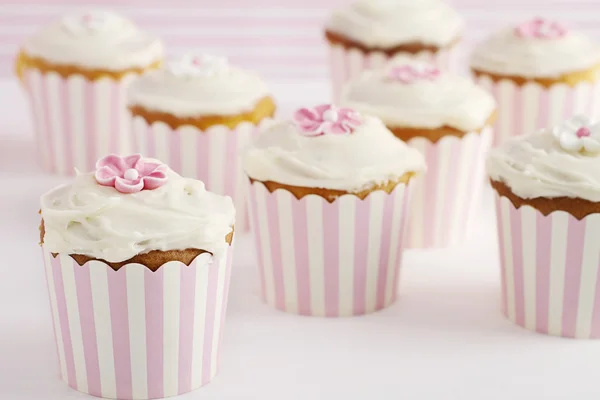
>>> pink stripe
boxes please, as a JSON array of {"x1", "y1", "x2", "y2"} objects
[
  {"x1": 590, "y1": 241, "x2": 600, "y2": 338},
  {"x1": 265, "y1": 192, "x2": 285, "y2": 311},
  {"x1": 440, "y1": 138, "x2": 461, "y2": 245},
  {"x1": 495, "y1": 197, "x2": 508, "y2": 315},
  {"x1": 107, "y1": 270, "x2": 132, "y2": 400},
  {"x1": 513, "y1": 84, "x2": 524, "y2": 138},
  {"x1": 224, "y1": 128, "x2": 239, "y2": 198},
  {"x1": 535, "y1": 211, "x2": 553, "y2": 334},
  {"x1": 563, "y1": 87, "x2": 576, "y2": 121},
  {"x1": 217, "y1": 251, "x2": 233, "y2": 364},
  {"x1": 323, "y1": 201, "x2": 340, "y2": 317},
  {"x1": 84, "y1": 81, "x2": 96, "y2": 171},
  {"x1": 291, "y1": 196, "x2": 311, "y2": 315},
  {"x1": 59, "y1": 78, "x2": 74, "y2": 174},
  {"x1": 42, "y1": 251, "x2": 62, "y2": 378},
  {"x1": 178, "y1": 264, "x2": 197, "y2": 395},
  {"x1": 196, "y1": 132, "x2": 210, "y2": 187},
  {"x1": 73, "y1": 261, "x2": 102, "y2": 397},
  {"x1": 169, "y1": 129, "x2": 182, "y2": 174},
  {"x1": 110, "y1": 82, "x2": 120, "y2": 155},
  {"x1": 537, "y1": 88, "x2": 551, "y2": 131},
  {"x1": 39, "y1": 74, "x2": 56, "y2": 173},
  {"x1": 510, "y1": 203, "x2": 525, "y2": 327},
  {"x1": 201, "y1": 263, "x2": 219, "y2": 385},
  {"x1": 391, "y1": 186, "x2": 411, "y2": 300},
  {"x1": 422, "y1": 141, "x2": 439, "y2": 247},
  {"x1": 352, "y1": 197, "x2": 371, "y2": 315},
  {"x1": 145, "y1": 268, "x2": 164, "y2": 398},
  {"x1": 376, "y1": 192, "x2": 396, "y2": 310},
  {"x1": 146, "y1": 122, "x2": 157, "y2": 159},
  {"x1": 130, "y1": 118, "x2": 138, "y2": 154},
  {"x1": 50, "y1": 255, "x2": 76, "y2": 387},
  {"x1": 561, "y1": 216, "x2": 586, "y2": 338},
  {"x1": 248, "y1": 185, "x2": 267, "y2": 301}
]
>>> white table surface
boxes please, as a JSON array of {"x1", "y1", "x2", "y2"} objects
[{"x1": 1, "y1": 79, "x2": 600, "y2": 400}]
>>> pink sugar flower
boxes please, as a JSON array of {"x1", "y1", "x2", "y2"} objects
[
  {"x1": 515, "y1": 18, "x2": 568, "y2": 39},
  {"x1": 293, "y1": 104, "x2": 363, "y2": 136},
  {"x1": 387, "y1": 63, "x2": 441, "y2": 84},
  {"x1": 95, "y1": 154, "x2": 168, "y2": 194}
]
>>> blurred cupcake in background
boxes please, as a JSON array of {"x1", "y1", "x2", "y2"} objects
[
  {"x1": 325, "y1": 0, "x2": 464, "y2": 101},
  {"x1": 471, "y1": 18, "x2": 600, "y2": 147},
  {"x1": 243, "y1": 105, "x2": 425, "y2": 317},
  {"x1": 16, "y1": 10, "x2": 163, "y2": 175},
  {"x1": 488, "y1": 116, "x2": 600, "y2": 339},
  {"x1": 341, "y1": 59, "x2": 496, "y2": 248},
  {"x1": 128, "y1": 53, "x2": 275, "y2": 232}
]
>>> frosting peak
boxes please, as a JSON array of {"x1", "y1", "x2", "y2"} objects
[
  {"x1": 325, "y1": 0, "x2": 463, "y2": 48},
  {"x1": 243, "y1": 109, "x2": 425, "y2": 192}
]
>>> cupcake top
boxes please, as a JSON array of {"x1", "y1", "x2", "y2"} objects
[
  {"x1": 325, "y1": 0, "x2": 464, "y2": 49},
  {"x1": 341, "y1": 59, "x2": 496, "y2": 132},
  {"x1": 22, "y1": 10, "x2": 163, "y2": 71},
  {"x1": 487, "y1": 115, "x2": 600, "y2": 202},
  {"x1": 40, "y1": 154, "x2": 235, "y2": 263},
  {"x1": 127, "y1": 53, "x2": 270, "y2": 117},
  {"x1": 243, "y1": 104, "x2": 425, "y2": 192},
  {"x1": 471, "y1": 18, "x2": 600, "y2": 78}
]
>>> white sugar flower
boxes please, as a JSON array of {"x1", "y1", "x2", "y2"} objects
[
  {"x1": 552, "y1": 115, "x2": 600, "y2": 155},
  {"x1": 167, "y1": 53, "x2": 229, "y2": 79}
]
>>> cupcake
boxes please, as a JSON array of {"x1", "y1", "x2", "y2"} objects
[
  {"x1": 243, "y1": 105, "x2": 425, "y2": 317},
  {"x1": 325, "y1": 0, "x2": 464, "y2": 101},
  {"x1": 16, "y1": 10, "x2": 163, "y2": 176},
  {"x1": 40, "y1": 154, "x2": 235, "y2": 398},
  {"x1": 128, "y1": 53, "x2": 275, "y2": 232},
  {"x1": 488, "y1": 115, "x2": 600, "y2": 339},
  {"x1": 471, "y1": 18, "x2": 600, "y2": 147},
  {"x1": 341, "y1": 59, "x2": 496, "y2": 248}
]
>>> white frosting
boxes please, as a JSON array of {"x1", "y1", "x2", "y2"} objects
[
  {"x1": 23, "y1": 10, "x2": 163, "y2": 71},
  {"x1": 127, "y1": 53, "x2": 270, "y2": 117},
  {"x1": 341, "y1": 60, "x2": 496, "y2": 131},
  {"x1": 471, "y1": 27, "x2": 600, "y2": 78},
  {"x1": 243, "y1": 115, "x2": 426, "y2": 192},
  {"x1": 40, "y1": 167, "x2": 235, "y2": 263},
  {"x1": 487, "y1": 129, "x2": 600, "y2": 202},
  {"x1": 325, "y1": 0, "x2": 464, "y2": 48}
]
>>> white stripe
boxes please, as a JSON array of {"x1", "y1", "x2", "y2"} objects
[
  {"x1": 68, "y1": 76, "x2": 86, "y2": 171},
  {"x1": 305, "y1": 195, "x2": 325, "y2": 316},
  {"x1": 497, "y1": 80, "x2": 515, "y2": 145},
  {"x1": 592, "y1": 81, "x2": 600, "y2": 121},
  {"x1": 575, "y1": 214, "x2": 600, "y2": 338},
  {"x1": 190, "y1": 258, "x2": 210, "y2": 390},
  {"x1": 46, "y1": 73, "x2": 65, "y2": 174},
  {"x1": 369, "y1": 52, "x2": 388, "y2": 69},
  {"x1": 521, "y1": 83, "x2": 540, "y2": 138},
  {"x1": 132, "y1": 116, "x2": 148, "y2": 156},
  {"x1": 163, "y1": 264, "x2": 181, "y2": 397},
  {"x1": 179, "y1": 125, "x2": 198, "y2": 178},
  {"x1": 44, "y1": 251, "x2": 67, "y2": 382},
  {"x1": 89, "y1": 261, "x2": 117, "y2": 399},
  {"x1": 500, "y1": 197, "x2": 516, "y2": 321},
  {"x1": 385, "y1": 185, "x2": 405, "y2": 305},
  {"x1": 520, "y1": 206, "x2": 537, "y2": 331},
  {"x1": 27, "y1": 71, "x2": 48, "y2": 169},
  {"x1": 206, "y1": 126, "x2": 228, "y2": 194},
  {"x1": 547, "y1": 84, "x2": 568, "y2": 128},
  {"x1": 126, "y1": 266, "x2": 148, "y2": 399},
  {"x1": 275, "y1": 189, "x2": 298, "y2": 313},
  {"x1": 330, "y1": 45, "x2": 344, "y2": 102},
  {"x1": 210, "y1": 254, "x2": 228, "y2": 378},
  {"x1": 547, "y1": 212, "x2": 569, "y2": 336},
  {"x1": 450, "y1": 133, "x2": 477, "y2": 244},
  {"x1": 94, "y1": 79, "x2": 112, "y2": 161},
  {"x1": 337, "y1": 195, "x2": 356, "y2": 317},
  {"x1": 152, "y1": 122, "x2": 171, "y2": 168},
  {"x1": 433, "y1": 138, "x2": 451, "y2": 246},
  {"x1": 406, "y1": 138, "x2": 427, "y2": 248},
  {"x1": 346, "y1": 48, "x2": 365, "y2": 83},
  {"x1": 118, "y1": 74, "x2": 135, "y2": 154},
  {"x1": 232, "y1": 123, "x2": 255, "y2": 232},
  {"x1": 365, "y1": 191, "x2": 385, "y2": 313},
  {"x1": 572, "y1": 82, "x2": 590, "y2": 115},
  {"x1": 253, "y1": 183, "x2": 276, "y2": 306}
]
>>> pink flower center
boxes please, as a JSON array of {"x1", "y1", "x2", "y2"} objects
[
  {"x1": 192, "y1": 58, "x2": 203, "y2": 66},
  {"x1": 124, "y1": 168, "x2": 139, "y2": 181},
  {"x1": 576, "y1": 127, "x2": 591, "y2": 138}
]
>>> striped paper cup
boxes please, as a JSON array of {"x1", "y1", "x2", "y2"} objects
[
  {"x1": 23, "y1": 69, "x2": 137, "y2": 176},
  {"x1": 495, "y1": 195, "x2": 600, "y2": 339},
  {"x1": 247, "y1": 180, "x2": 412, "y2": 317},
  {"x1": 329, "y1": 43, "x2": 461, "y2": 102},
  {"x1": 132, "y1": 119, "x2": 270, "y2": 232},
  {"x1": 407, "y1": 128, "x2": 493, "y2": 248},
  {"x1": 42, "y1": 248, "x2": 232, "y2": 399},
  {"x1": 475, "y1": 74, "x2": 600, "y2": 147}
]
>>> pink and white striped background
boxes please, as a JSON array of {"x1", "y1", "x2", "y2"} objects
[{"x1": 1, "y1": 1, "x2": 599, "y2": 80}]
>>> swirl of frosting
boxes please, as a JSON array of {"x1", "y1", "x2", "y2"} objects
[
  {"x1": 40, "y1": 164, "x2": 235, "y2": 262},
  {"x1": 127, "y1": 53, "x2": 270, "y2": 117},
  {"x1": 243, "y1": 112, "x2": 425, "y2": 192},
  {"x1": 487, "y1": 123, "x2": 600, "y2": 202},
  {"x1": 471, "y1": 23, "x2": 600, "y2": 78},
  {"x1": 22, "y1": 10, "x2": 163, "y2": 71},
  {"x1": 340, "y1": 59, "x2": 495, "y2": 131},
  {"x1": 325, "y1": 0, "x2": 464, "y2": 48}
]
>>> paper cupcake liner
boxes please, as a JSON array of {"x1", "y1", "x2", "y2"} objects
[
  {"x1": 24, "y1": 69, "x2": 136, "y2": 176},
  {"x1": 407, "y1": 128, "x2": 492, "y2": 248},
  {"x1": 42, "y1": 249, "x2": 233, "y2": 399},
  {"x1": 495, "y1": 195, "x2": 600, "y2": 339},
  {"x1": 132, "y1": 118, "x2": 269, "y2": 232},
  {"x1": 475, "y1": 75, "x2": 600, "y2": 147},
  {"x1": 247, "y1": 181, "x2": 412, "y2": 317},
  {"x1": 329, "y1": 44, "x2": 461, "y2": 102}
]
